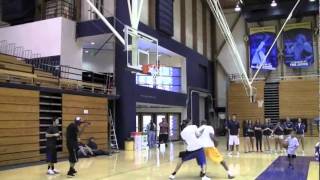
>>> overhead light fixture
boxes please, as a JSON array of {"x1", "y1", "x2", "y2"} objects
[
  {"x1": 234, "y1": 2, "x2": 241, "y2": 12},
  {"x1": 309, "y1": 0, "x2": 315, "y2": 2},
  {"x1": 84, "y1": 50, "x2": 89, "y2": 53},
  {"x1": 90, "y1": 42, "x2": 95, "y2": 45},
  {"x1": 271, "y1": 0, "x2": 277, "y2": 7}
]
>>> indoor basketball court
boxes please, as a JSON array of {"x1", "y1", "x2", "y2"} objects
[{"x1": 0, "y1": 0, "x2": 319, "y2": 180}]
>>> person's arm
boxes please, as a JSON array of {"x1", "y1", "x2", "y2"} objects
[{"x1": 45, "y1": 128, "x2": 59, "y2": 138}]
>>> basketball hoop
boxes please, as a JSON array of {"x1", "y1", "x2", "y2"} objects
[{"x1": 141, "y1": 64, "x2": 159, "y2": 78}]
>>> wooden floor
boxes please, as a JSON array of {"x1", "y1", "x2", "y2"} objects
[{"x1": 0, "y1": 137, "x2": 318, "y2": 180}]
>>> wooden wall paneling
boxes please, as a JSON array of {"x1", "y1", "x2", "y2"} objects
[
  {"x1": 228, "y1": 82, "x2": 265, "y2": 134},
  {"x1": 62, "y1": 94, "x2": 109, "y2": 154},
  {"x1": 0, "y1": 87, "x2": 40, "y2": 167}
]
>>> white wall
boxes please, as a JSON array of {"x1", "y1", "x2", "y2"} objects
[
  {"x1": 173, "y1": 0, "x2": 181, "y2": 42},
  {"x1": 197, "y1": 0, "x2": 203, "y2": 55},
  {"x1": 185, "y1": 0, "x2": 193, "y2": 49},
  {"x1": 82, "y1": 51, "x2": 114, "y2": 73},
  {"x1": 0, "y1": 18, "x2": 62, "y2": 56},
  {"x1": 140, "y1": 0, "x2": 149, "y2": 25}
]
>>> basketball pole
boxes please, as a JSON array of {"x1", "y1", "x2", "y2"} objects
[{"x1": 85, "y1": 0, "x2": 125, "y2": 45}]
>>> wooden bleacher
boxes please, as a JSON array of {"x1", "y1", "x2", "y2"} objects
[{"x1": 0, "y1": 54, "x2": 109, "y2": 93}]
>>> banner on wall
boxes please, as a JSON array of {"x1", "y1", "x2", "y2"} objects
[
  {"x1": 249, "y1": 26, "x2": 278, "y2": 70},
  {"x1": 283, "y1": 22, "x2": 314, "y2": 68}
]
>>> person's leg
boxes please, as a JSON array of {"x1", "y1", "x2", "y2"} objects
[
  {"x1": 67, "y1": 145, "x2": 78, "y2": 176},
  {"x1": 275, "y1": 137, "x2": 279, "y2": 152},
  {"x1": 300, "y1": 136, "x2": 305, "y2": 152},
  {"x1": 255, "y1": 136, "x2": 259, "y2": 151},
  {"x1": 147, "y1": 132, "x2": 152, "y2": 148},
  {"x1": 170, "y1": 159, "x2": 183, "y2": 178},
  {"x1": 259, "y1": 136, "x2": 263, "y2": 152},
  {"x1": 244, "y1": 137, "x2": 248, "y2": 153},
  {"x1": 266, "y1": 136, "x2": 270, "y2": 151}
]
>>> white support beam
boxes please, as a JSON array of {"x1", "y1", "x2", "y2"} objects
[{"x1": 86, "y1": 0, "x2": 125, "y2": 45}]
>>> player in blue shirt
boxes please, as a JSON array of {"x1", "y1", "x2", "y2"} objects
[{"x1": 294, "y1": 118, "x2": 306, "y2": 153}]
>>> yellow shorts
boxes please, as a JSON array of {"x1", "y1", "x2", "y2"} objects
[{"x1": 204, "y1": 147, "x2": 224, "y2": 164}]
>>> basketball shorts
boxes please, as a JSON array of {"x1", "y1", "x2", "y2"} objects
[
  {"x1": 229, "y1": 135, "x2": 240, "y2": 145},
  {"x1": 274, "y1": 135, "x2": 284, "y2": 140},
  {"x1": 287, "y1": 154, "x2": 297, "y2": 158},
  {"x1": 204, "y1": 147, "x2": 224, "y2": 164},
  {"x1": 46, "y1": 146, "x2": 57, "y2": 163},
  {"x1": 67, "y1": 144, "x2": 78, "y2": 163},
  {"x1": 179, "y1": 148, "x2": 206, "y2": 166}
]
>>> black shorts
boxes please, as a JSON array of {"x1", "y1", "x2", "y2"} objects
[
  {"x1": 67, "y1": 144, "x2": 78, "y2": 163},
  {"x1": 46, "y1": 146, "x2": 57, "y2": 163},
  {"x1": 287, "y1": 154, "x2": 296, "y2": 158},
  {"x1": 159, "y1": 134, "x2": 168, "y2": 143}
]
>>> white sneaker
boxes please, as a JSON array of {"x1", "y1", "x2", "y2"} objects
[
  {"x1": 169, "y1": 174, "x2": 175, "y2": 179},
  {"x1": 53, "y1": 169, "x2": 60, "y2": 174},
  {"x1": 228, "y1": 152, "x2": 232, "y2": 157},
  {"x1": 201, "y1": 175, "x2": 211, "y2": 180},
  {"x1": 47, "y1": 169, "x2": 55, "y2": 175}
]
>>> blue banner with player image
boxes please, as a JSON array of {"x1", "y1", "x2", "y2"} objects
[
  {"x1": 283, "y1": 22, "x2": 314, "y2": 68},
  {"x1": 249, "y1": 26, "x2": 278, "y2": 70}
]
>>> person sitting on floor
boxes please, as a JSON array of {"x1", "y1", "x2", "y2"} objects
[
  {"x1": 87, "y1": 137, "x2": 109, "y2": 156},
  {"x1": 78, "y1": 142, "x2": 94, "y2": 157}
]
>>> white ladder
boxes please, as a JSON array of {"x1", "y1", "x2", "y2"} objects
[{"x1": 109, "y1": 110, "x2": 119, "y2": 152}]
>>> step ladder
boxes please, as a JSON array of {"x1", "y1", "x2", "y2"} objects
[
  {"x1": 264, "y1": 82, "x2": 280, "y2": 125},
  {"x1": 109, "y1": 110, "x2": 119, "y2": 152}
]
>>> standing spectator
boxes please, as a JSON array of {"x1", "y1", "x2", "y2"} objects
[
  {"x1": 225, "y1": 116, "x2": 231, "y2": 151},
  {"x1": 284, "y1": 117, "x2": 294, "y2": 138},
  {"x1": 45, "y1": 117, "x2": 60, "y2": 175},
  {"x1": 247, "y1": 120, "x2": 255, "y2": 152},
  {"x1": 146, "y1": 120, "x2": 157, "y2": 148},
  {"x1": 254, "y1": 120, "x2": 263, "y2": 152},
  {"x1": 227, "y1": 114, "x2": 240, "y2": 156},
  {"x1": 243, "y1": 120, "x2": 250, "y2": 153},
  {"x1": 159, "y1": 118, "x2": 169, "y2": 146},
  {"x1": 273, "y1": 122, "x2": 284, "y2": 153},
  {"x1": 66, "y1": 117, "x2": 90, "y2": 177},
  {"x1": 294, "y1": 118, "x2": 306, "y2": 153},
  {"x1": 262, "y1": 118, "x2": 273, "y2": 152}
]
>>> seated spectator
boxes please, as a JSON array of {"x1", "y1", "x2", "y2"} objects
[
  {"x1": 78, "y1": 142, "x2": 94, "y2": 157},
  {"x1": 87, "y1": 137, "x2": 109, "y2": 156}
]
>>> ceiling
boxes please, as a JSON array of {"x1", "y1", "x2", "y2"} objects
[{"x1": 219, "y1": 0, "x2": 302, "y2": 9}]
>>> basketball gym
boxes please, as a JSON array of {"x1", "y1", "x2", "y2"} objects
[{"x1": 0, "y1": 0, "x2": 319, "y2": 180}]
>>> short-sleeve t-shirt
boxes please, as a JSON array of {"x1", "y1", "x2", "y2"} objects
[
  {"x1": 66, "y1": 123, "x2": 79, "y2": 146},
  {"x1": 180, "y1": 125, "x2": 202, "y2": 151},
  {"x1": 228, "y1": 120, "x2": 240, "y2": 135},
  {"x1": 286, "y1": 136, "x2": 299, "y2": 155},
  {"x1": 198, "y1": 125, "x2": 215, "y2": 148},
  {"x1": 46, "y1": 126, "x2": 59, "y2": 147}
]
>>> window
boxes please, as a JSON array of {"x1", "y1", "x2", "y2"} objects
[{"x1": 136, "y1": 66, "x2": 181, "y2": 92}]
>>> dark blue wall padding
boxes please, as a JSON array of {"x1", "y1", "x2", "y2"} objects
[
  {"x1": 156, "y1": 0, "x2": 174, "y2": 36},
  {"x1": 76, "y1": 18, "x2": 114, "y2": 38}
]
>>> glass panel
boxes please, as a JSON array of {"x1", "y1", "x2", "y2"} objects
[
  {"x1": 156, "y1": 114, "x2": 166, "y2": 137},
  {"x1": 142, "y1": 115, "x2": 152, "y2": 133},
  {"x1": 169, "y1": 114, "x2": 180, "y2": 141},
  {"x1": 136, "y1": 115, "x2": 139, "y2": 132}
]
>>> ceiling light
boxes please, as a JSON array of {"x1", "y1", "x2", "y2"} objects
[
  {"x1": 84, "y1": 50, "x2": 89, "y2": 53},
  {"x1": 271, "y1": 0, "x2": 277, "y2": 7},
  {"x1": 90, "y1": 42, "x2": 95, "y2": 45},
  {"x1": 234, "y1": 2, "x2": 241, "y2": 12},
  {"x1": 309, "y1": 0, "x2": 315, "y2": 2}
]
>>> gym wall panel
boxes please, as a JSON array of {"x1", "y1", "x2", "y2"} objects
[
  {"x1": 62, "y1": 94, "x2": 108, "y2": 154},
  {"x1": 228, "y1": 81, "x2": 265, "y2": 131},
  {"x1": 279, "y1": 79, "x2": 319, "y2": 119},
  {"x1": 0, "y1": 87, "x2": 40, "y2": 167}
]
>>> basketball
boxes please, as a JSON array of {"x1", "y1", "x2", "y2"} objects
[{"x1": 282, "y1": 141, "x2": 289, "y2": 149}]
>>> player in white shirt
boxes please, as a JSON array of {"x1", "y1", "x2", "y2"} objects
[
  {"x1": 198, "y1": 121, "x2": 234, "y2": 179},
  {"x1": 169, "y1": 119, "x2": 210, "y2": 180},
  {"x1": 283, "y1": 131, "x2": 299, "y2": 169}
]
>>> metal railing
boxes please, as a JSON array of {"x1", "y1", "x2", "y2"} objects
[{"x1": 0, "y1": 40, "x2": 115, "y2": 94}]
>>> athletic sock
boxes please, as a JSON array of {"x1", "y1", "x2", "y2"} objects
[{"x1": 227, "y1": 170, "x2": 232, "y2": 175}]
